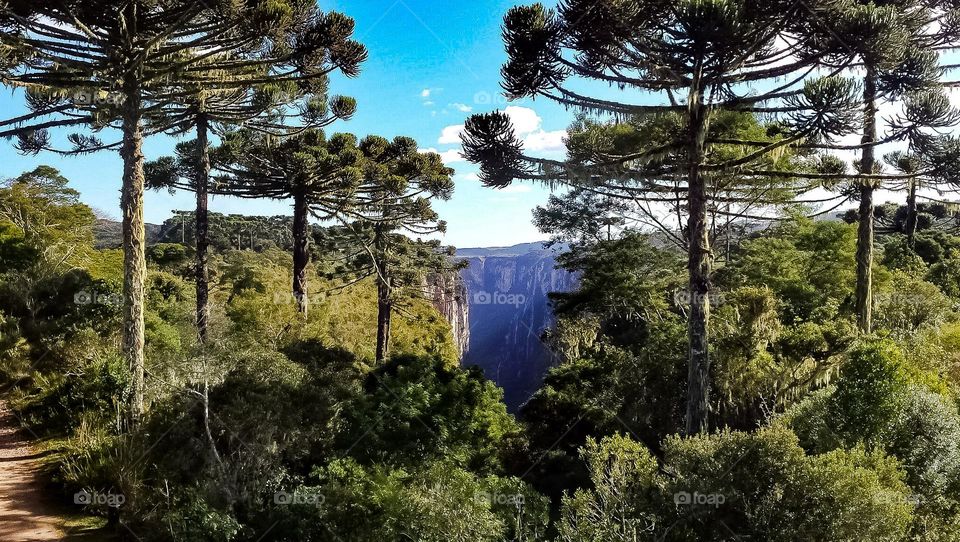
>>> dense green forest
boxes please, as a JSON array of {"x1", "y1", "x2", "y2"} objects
[{"x1": 3, "y1": 0, "x2": 960, "y2": 540}]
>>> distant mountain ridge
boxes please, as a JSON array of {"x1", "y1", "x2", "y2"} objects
[
  {"x1": 94, "y1": 219, "x2": 163, "y2": 249},
  {"x1": 455, "y1": 242, "x2": 558, "y2": 258}
]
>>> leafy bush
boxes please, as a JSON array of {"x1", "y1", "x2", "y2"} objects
[
  {"x1": 783, "y1": 376, "x2": 960, "y2": 540},
  {"x1": 343, "y1": 354, "x2": 519, "y2": 473},
  {"x1": 152, "y1": 492, "x2": 241, "y2": 542},
  {"x1": 0, "y1": 222, "x2": 38, "y2": 273},
  {"x1": 297, "y1": 458, "x2": 547, "y2": 542},
  {"x1": 882, "y1": 235, "x2": 928, "y2": 273},
  {"x1": 147, "y1": 243, "x2": 191, "y2": 272},
  {"x1": 16, "y1": 353, "x2": 128, "y2": 436},
  {"x1": 927, "y1": 257, "x2": 960, "y2": 299},
  {"x1": 559, "y1": 428, "x2": 914, "y2": 542},
  {"x1": 873, "y1": 271, "x2": 957, "y2": 336},
  {"x1": 556, "y1": 434, "x2": 659, "y2": 542},
  {"x1": 828, "y1": 339, "x2": 910, "y2": 447},
  {"x1": 721, "y1": 219, "x2": 859, "y2": 324}
]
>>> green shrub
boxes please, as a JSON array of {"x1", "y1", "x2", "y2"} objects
[
  {"x1": 927, "y1": 258, "x2": 960, "y2": 299},
  {"x1": 16, "y1": 353, "x2": 128, "y2": 436},
  {"x1": 828, "y1": 339, "x2": 910, "y2": 447},
  {"x1": 148, "y1": 489, "x2": 241, "y2": 542},
  {"x1": 343, "y1": 354, "x2": 519, "y2": 473},
  {"x1": 881, "y1": 235, "x2": 927, "y2": 273},
  {"x1": 784, "y1": 382, "x2": 960, "y2": 540},
  {"x1": 874, "y1": 271, "x2": 957, "y2": 336},
  {"x1": 288, "y1": 458, "x2": 547, "y2": 542},
  {"x1": 557, "y1": 434, "x2": 659, "y2": 542},
  {"x1": 559, "y1": 428, "x2": 914, "y2": 542},
  {"x1": 147, "y1": 243, "x2": 190, "y2": 271}
]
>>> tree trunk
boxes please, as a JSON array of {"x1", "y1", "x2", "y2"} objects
[
  {"x1": 121, "y1": 84, "x2": 146, "y2": 424},
  {"x1": 724, "y1": 213, "x2": 732, "y2": 263},
  {"x1": 292, "y1": 192, "x2": 309, "y2": 315},
  {"x1": 906, "y1": 179, "x2": 919, "y2": 248},
  {"x1": 685, "y1": 71, "x2": 712, "y2": 436},
  {"x1": 375, "y1": 276, "x2": 392, "y2": 364},
  {"x1": 855, "y1": 68, "x2": 878, "y2": 334},
  {"x1": 374, "y1": 226, "x2": 392, "y2": 363},
  {"x1": 195, "y1": 114, "x2": 211, "y2": 343}
]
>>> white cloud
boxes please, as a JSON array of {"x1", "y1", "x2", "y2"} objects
[
  {"x1": 439, "y1": 149, "x2": 466, "y2": 164},
  {"x1": 438, "y1": 124, "x2": 465, "y2": 145},
  {"x1": 457, "y1": 172, "x2": 480, "y2": 182},
  {"x1": 430, "y1": 106, "x2": 566, "y2": 170},
  {"x1": 523, "y1": 129, "x2": 567, "y2": 153},
  {"x1": 503, "y1": 106, "x2": 543, "y2": 135},
  {"x1": 498, "y1": 106, "x2": 568, "y2": 154},
  {"x1": 423, "y1": 101, "x2": 435, "y2": 107},
  {"x1": 421, "y1": 87, "x2": 443, "y2": 100},
  {"x1": 450, "y1": 103, "x2": 473, "y2": 113}
]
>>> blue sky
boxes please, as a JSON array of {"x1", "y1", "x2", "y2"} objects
[{"x1": 0, "y1": 0, "x2": 573, "y2": 249}]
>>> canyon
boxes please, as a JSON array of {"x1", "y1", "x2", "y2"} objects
[{"x1": 449, "y1": 242, "x2": 577, "y2": 410}]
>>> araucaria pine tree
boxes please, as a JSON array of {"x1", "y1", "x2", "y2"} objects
[
  {"x1": 146, "y1": 86, "x2": 359, "y2": 341},
  {"x1": 802, "y1": 0, "x2": 960, "y2": 332},
  {"x1": 321, "y1": 135, "x2": 455, "y2": 363},
  {"x1": 0, "y1": 0, "x2": 365, "y2": 422},
  {"x1": 461, "y1": 0, "x2": 865, "y2": 433},
  {"x1": 212, "y1": 128, "x2": 368, "y2": 315}
]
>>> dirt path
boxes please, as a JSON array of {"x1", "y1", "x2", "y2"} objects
[{"x1": 0, "y1": 402, "x2": 65, "y2": 541}]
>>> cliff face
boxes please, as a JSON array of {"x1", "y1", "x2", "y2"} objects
[
  {"x1": 427, "y1": 272, "x2": 470, "y2": 359},
  {"x1": 458, "y1": 243, "x2": 577, "y2": 410}
]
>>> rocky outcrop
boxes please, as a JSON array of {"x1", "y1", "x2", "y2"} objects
[
  {"x1": 458, "y1": 243, "x2": 577, "y2": 410},
  {"x1": 427, "y1": 271, "x2": 470, "y2": 359}
]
